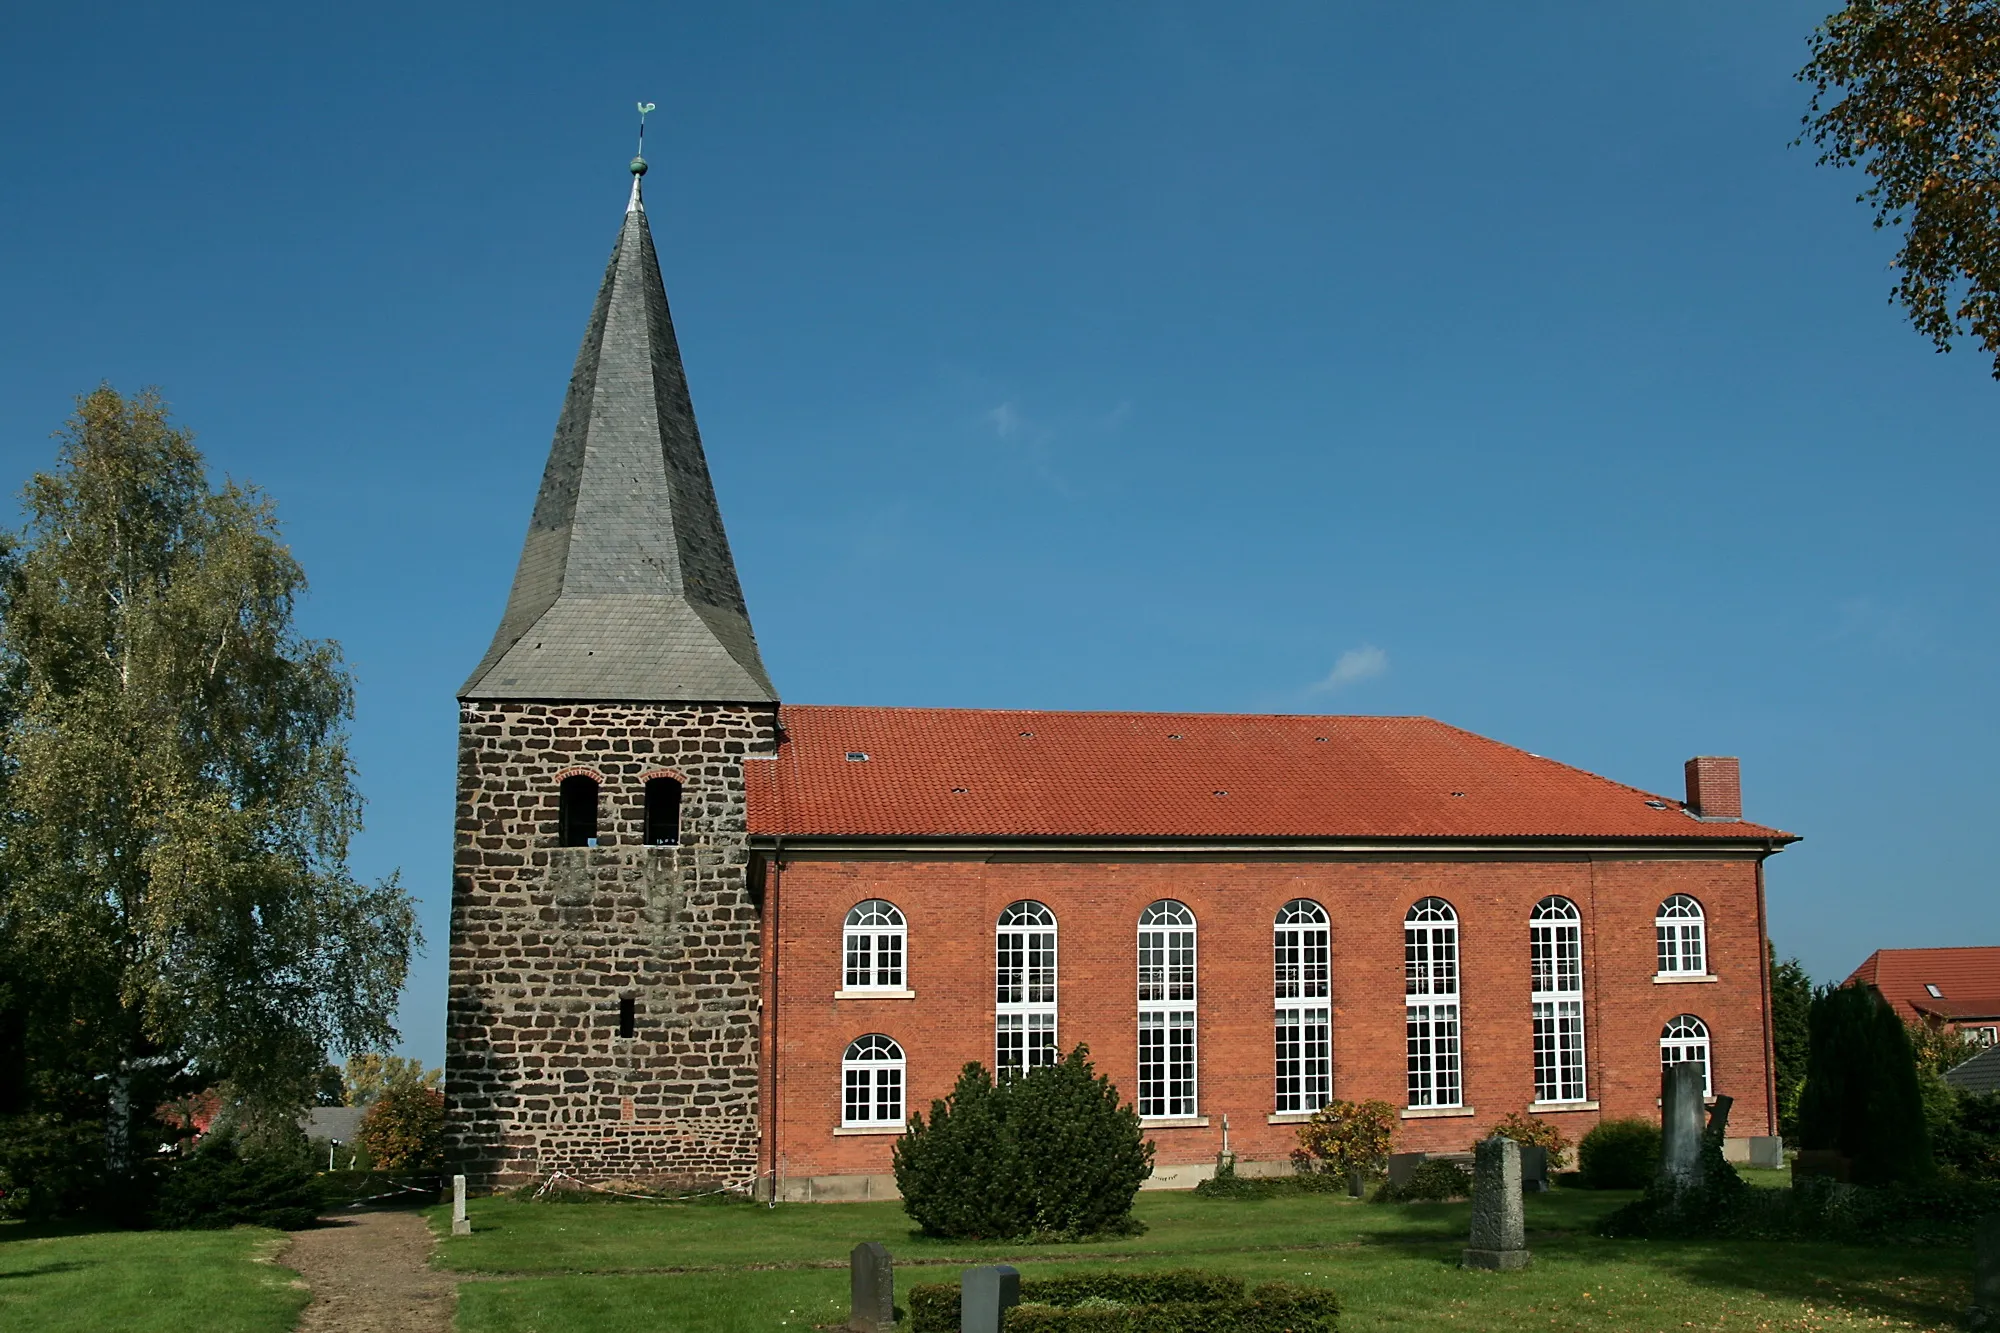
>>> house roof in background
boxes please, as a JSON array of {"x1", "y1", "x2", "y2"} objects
[
  {"x1": 1943, "y1": 1044, "x2": 2000, "y2": 1096},
  {"x1": 1848, "y1": 947, "x2": 2000, "y2": 1023},
  {"x1": 746, "y1": 706, "x2": 1797, "y2": 842}
]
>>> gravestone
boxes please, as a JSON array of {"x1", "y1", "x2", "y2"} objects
[
  {"x1": 1516, "y1": 1142, "x2": 1548, "y2": 1193},
  {"x1": 1386, "y1": 1151, "x2": 1426, "y2": 1191},
  {"x1": 961, "y1": 1265, "x2": 1021, "y2": 1333},
  {"x1": 452, "y1": 1175, "x2": 470, "y2": 1236},
  {"x1": 848, "y1": 1242, "x2": 893, "y2": 1333},
  {"x1": 1659, "y1": 1062, "x2": 1707, "y2": 1189},
  {"x1": 1462, "y1": 1135, "x2": 1530, "y2": 1270},
  {"x1": 1969, "y1": 1213, "x2": 2000, "y2": 1332},
  {"x1": 1748, "y1": 1136, "x2": 1783, "y2": 1169}
]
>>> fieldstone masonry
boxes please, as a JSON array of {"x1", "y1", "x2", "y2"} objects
[{"x1": 446, "y1": 700, "x2": 778, "y2": 1189}]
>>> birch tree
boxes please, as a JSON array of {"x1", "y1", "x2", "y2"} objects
[{"x1": 0, "y1": 387, "x2": 417, "y2": 1173}]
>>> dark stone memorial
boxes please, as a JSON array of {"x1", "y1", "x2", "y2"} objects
[
  {"x1": 1462, "y1": 1135, "x2": 1530, "y2": 1270},
  {"x1": 1659, "y1": 1062, "x2": 1706, "y2": 1189},
  {"x1": 1516, "y1": 1142, "x2": 1548, "y2": 1193},
  {"x1": 848, "y1": 1241, "x2": 893, "y2": 1333},
  {"x1": 1385, "y1": 1151, "x2": 1426, "y2": 1191},
  {"x1": 961, "y1": 1264, "x2": 1020, "y2": 1333},
  {"x1": 1748, "y1": 1135, "x2": 1783, "y2": 1169},
  {"x1": 1970, "y1": 1213, "x2": 2000, "y2": 1332}
]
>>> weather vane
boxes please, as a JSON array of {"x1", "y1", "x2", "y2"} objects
[{"x1": 634, "y1": 102, "x2": 656, "y2": 172}]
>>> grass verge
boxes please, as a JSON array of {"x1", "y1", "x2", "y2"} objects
[{"x1": 0, "y1": 1220, "x2": 310, "y2": 1333}]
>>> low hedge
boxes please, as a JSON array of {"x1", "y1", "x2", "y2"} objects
[
  {"x1": 908, "y1": 1270, "x2": 1339, "y2": 1332},
  {"x1": 1372, "y1": 1158, "x2": 1468, "y2": 1203}
]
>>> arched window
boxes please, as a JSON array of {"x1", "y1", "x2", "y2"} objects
[
  {"x1": 841, "y1": 1034, "x2": 905, "y2": 1127},
  {"x1": 558, "y1": 773, "x2": 599, "y2": 847},
  {"x1": 996, "y1": 901, "x2": 1058, "y2": 1074},
  {"x1": 1661, "y1": 1015, "x2": 1711, "y2": 1096},
  {"x1": 1404, "y1": 898, "x2": 1461, "y2": 1109},
  {"x1": 643, "y1": 776, "x2": 682, "y2": 846},
  {"x1": 843, "y1": 901, "x2": 906, "y2": 991},
  {"x1": 1137, "y1": 900, "x2": 1197, "y2": 1119},
  {"x1": 1274, "y1": 899, "x2": 1331, "y2": 1113},
  {"x1": 1530, "y1": 896, "x2": 1586, "y2": 1104},
  {"x1": 1656, "y1": 896, "x2": 1707, "y2": 976}
]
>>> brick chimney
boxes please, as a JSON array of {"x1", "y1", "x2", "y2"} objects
[{"x1": 1684, "y1": 756, "x2": 1741, "y2": 821}]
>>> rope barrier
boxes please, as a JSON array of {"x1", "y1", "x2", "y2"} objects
[{"x1": 528, "y1": 1168, "x2": 765, "y2": 1204}]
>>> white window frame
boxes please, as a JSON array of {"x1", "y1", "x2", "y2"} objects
[
  {"x1": 1660, "y1": 1014, "x2": 1711, "y2": 1097},
  {"x1": 1655, "y1": 895, "x2": 1707, "y2": 977},
  {"x1": 843, "y1": 900, "x2": 906, "y2": 991},
  {"x1": 1405, "y1": 897, "x2": 1462, "y2": 1109},
  {"x1": 1138, "y1": 899, "x2": 1197, "y2": 1119},
  {"x1": 1530, "y1": 895, "x2": 1587, "y2": 1104},
  {"x1": 996, "y1": 901, "x2": 1058, "y2": 1074},
  {"x1": 1275, "y1": 898, "x2": 1331, "y2": 1113},
  {"x1": 841, "y1": 1034, "x2": 906, "y2": 1127},
  {"x1": 1970, "y1": 1026, "x2": 1998, "y2": 1048}
]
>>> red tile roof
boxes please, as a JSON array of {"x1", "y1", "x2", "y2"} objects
[
  {"x1": 745, "y1": 706, "x2": 1796, "y2": 842},
  {"x1": 1847, "y1": 948, "x2": 2000, "y2": 1023}
]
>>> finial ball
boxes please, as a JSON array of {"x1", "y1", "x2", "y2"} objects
[{"x1": 630, "y1": 156, "x2": 648, "y2": 177}]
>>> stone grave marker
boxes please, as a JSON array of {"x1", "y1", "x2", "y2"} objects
[
  {"x1": 1385, "y1": 1151, "x2": 1426, "y2": 1191},
  {"x1": 1970, "y1": 1213, "x2": 2000, "y2": 1332},
  {"x1": 1461, "y1": 1135, "x2": 1530, "y2": 1270},
  {"x1": 1516, "y1": 1142, "x2": 1548, "y2": 1192},
  {"x1": 961, "y1": 1264, "x2": 1021, "y2": 1333},
  {"x1": 1748, "y1": 1136, "x2": 1783, "y2": 1169},
  {"x1": 1659, "y1": 1062, "x2": 1706, "y2": 1189},
  {"x1": 452, "y1": 1175, "x2": 470, "y2": 1236},
  {"x1": 848, "y1": 1241, "x2": 893, "y2": 1333}
]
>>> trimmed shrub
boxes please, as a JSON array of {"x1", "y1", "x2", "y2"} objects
[
  {"x1": 1577, "y1": 1118, "x2": 1660, "y2": 1189},
  {"x1": 907, "y1": 1270, "x2": 1339, "y2": 1332},
  {"x1": 1292, "y1": 1098, "x2": 1396, "y2": 1176},
  {"x1": 1481, "y1": 1110, "x2": 1571, "y2": 1171},
  {"x1": 358, "y1": 1085, "x2": 445, "y2": 1172},
  {"x1": 1373, "y1": 1158, "x2": 1468, "y2": 1202},
  {"x1": 893, "y1": 1046, "x2": 1152, "y2": 1240},
  {"x1": 152, "y1": 1129, "x2": 324, "y2": 1230},
  {"x1": 1798, "y1": 982, "x2": 1935, "y2": 1186}
]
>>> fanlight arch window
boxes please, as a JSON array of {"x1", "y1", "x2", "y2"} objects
[
  {"x1": 1137, "y1": 900, "x2": 1197, "y2": 1118},
  {"x1": 996, "y1": 901, "x2": 1058, "y2": 1073},
  {"x1": 1274, "y1": 899, "x2": 1331, "y2": 1113},
  {"x1": 1656, "y1": 895, "x2": 1707, "y2": 976},
  {"x1": 1660, "y1": 1014, "x2": 1712, "y2": 1096},
  {"x1": 841, "y1": 1034, "x2": 905, "y2": 1127},
  {"x1": 558, "y1": 773, "x2": 600, "y2": 847},
  {"x1": 843, "y1": 900, "x2": 906, "y2": 991},
  {"x1": 1404, "y1": 898, "x2": 1462, "y2": 1109},
  {"x1": 1530, "y1": 895, "x2": 1587, "y2": 1104}
]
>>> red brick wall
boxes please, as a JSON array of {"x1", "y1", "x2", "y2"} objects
[{"x1": 761, "y1": 853, "x2": 1773, "y2": 1182}]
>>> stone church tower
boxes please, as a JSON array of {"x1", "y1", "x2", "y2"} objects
[{"x1": 446, "y1": 159, "x2": 778, "y2": 1189}]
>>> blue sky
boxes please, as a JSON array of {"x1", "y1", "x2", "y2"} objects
[{"x1": 3, "y1": 3, "x2": 1994, "y2": 1069}]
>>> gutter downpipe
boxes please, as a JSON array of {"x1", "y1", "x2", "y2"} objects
[{"x1": 1755, "y1": 840, "x2": 1778, "y2": 1140}]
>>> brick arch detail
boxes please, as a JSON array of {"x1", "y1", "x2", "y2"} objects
[
  {"x1": 553, "y1": 765, "x2": 604, "y2": 785},
  {"x1": 638, "y1": 768, "x2": 685, "y2": 786}
]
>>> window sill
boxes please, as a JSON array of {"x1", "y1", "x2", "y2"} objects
[
  {"x1": 1653, "y1": 973, "x2": 1718, "y2": 985},
  {"x1": 833, "y1": 1124, "x2": 906, "y2": 1136},
  {"x1": 833, "y1": 988, "x2": 917, "y2": 1000},
  {"x1": 1140, "y1": 1116, "x2": 1211, "y2": 1129},
  {"x1": 1268, "y1": 1112, "x2": 1318, "y2": 1124},
  {"x1": 1401, "y1": 1105, "x2": 1475, "y2": 1119},
  {"x1": 1528, "y1": 1100, "x2": 1600, "y2": 1112}
]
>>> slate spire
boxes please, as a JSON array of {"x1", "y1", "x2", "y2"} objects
[{"x1": 461, "y1": 160, "x2": 777, "y2": 703}]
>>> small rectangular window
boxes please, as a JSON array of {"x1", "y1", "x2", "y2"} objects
[
  {"x1": 644, "y1": 777, "x2": 682, "y2": 846},
  {"x1": 559, "y1": 775, "x2": 599, "y2": 847},
  {"x1": 617, "y1": 995, "x2": 636, "y2": 1039}
]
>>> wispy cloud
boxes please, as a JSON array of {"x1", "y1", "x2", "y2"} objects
[
  {"x1": 986, "y1": 401, "x2": 1021, "y2": 439},
  {"x1": 1308, "y1": 644, "x2": 1388, "y2": 694}
]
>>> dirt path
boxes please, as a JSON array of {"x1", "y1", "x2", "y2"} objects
[{"x1": 282, "y1": 1209, "x2": 457, "y2": 1332}]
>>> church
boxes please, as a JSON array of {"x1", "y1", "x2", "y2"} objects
[{"x1": 444, "y1": 158, "x2": 1798, "y2": 1199}]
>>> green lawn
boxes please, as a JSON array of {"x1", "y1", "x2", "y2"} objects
[
  {"x1": 436, "y1": 1176, "x2": 1975, "y2": 1332},
  {"x1": 0, "y1": 1220, "x2": 309, "y2": 1333}
]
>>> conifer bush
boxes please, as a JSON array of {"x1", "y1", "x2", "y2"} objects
[
  {"x1": 1798, "y1": 982, "x2": 1935, "y2": 1186},
  {"x1": 1577, "y1": 1118, "x2": 1660, "y2": 1189},
  {"x1": 151, "y1": 1130, "x2": 324, "y2": 1230},
  {"x1": 892, "y1": 1046, "x2": 1153, "y2": 1240}
]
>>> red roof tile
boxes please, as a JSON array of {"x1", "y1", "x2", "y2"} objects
[
  {"x1": 745, "y1": 706, "x2": 1796, "y2": 842},
  {"x1": 1847, "y1": 948, "x2": 2000, "y2": 1022}
]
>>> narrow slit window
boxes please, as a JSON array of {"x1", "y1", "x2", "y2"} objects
[
  {"x1": 558, "y1": 774, "x2": 600, "y2": 847},
  {"x1": 644, "y1": 776, "x2": 683, "y2": 846},
  {"x1": 617, "y1": 995, "x2": 636, "y2": 1039}
]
